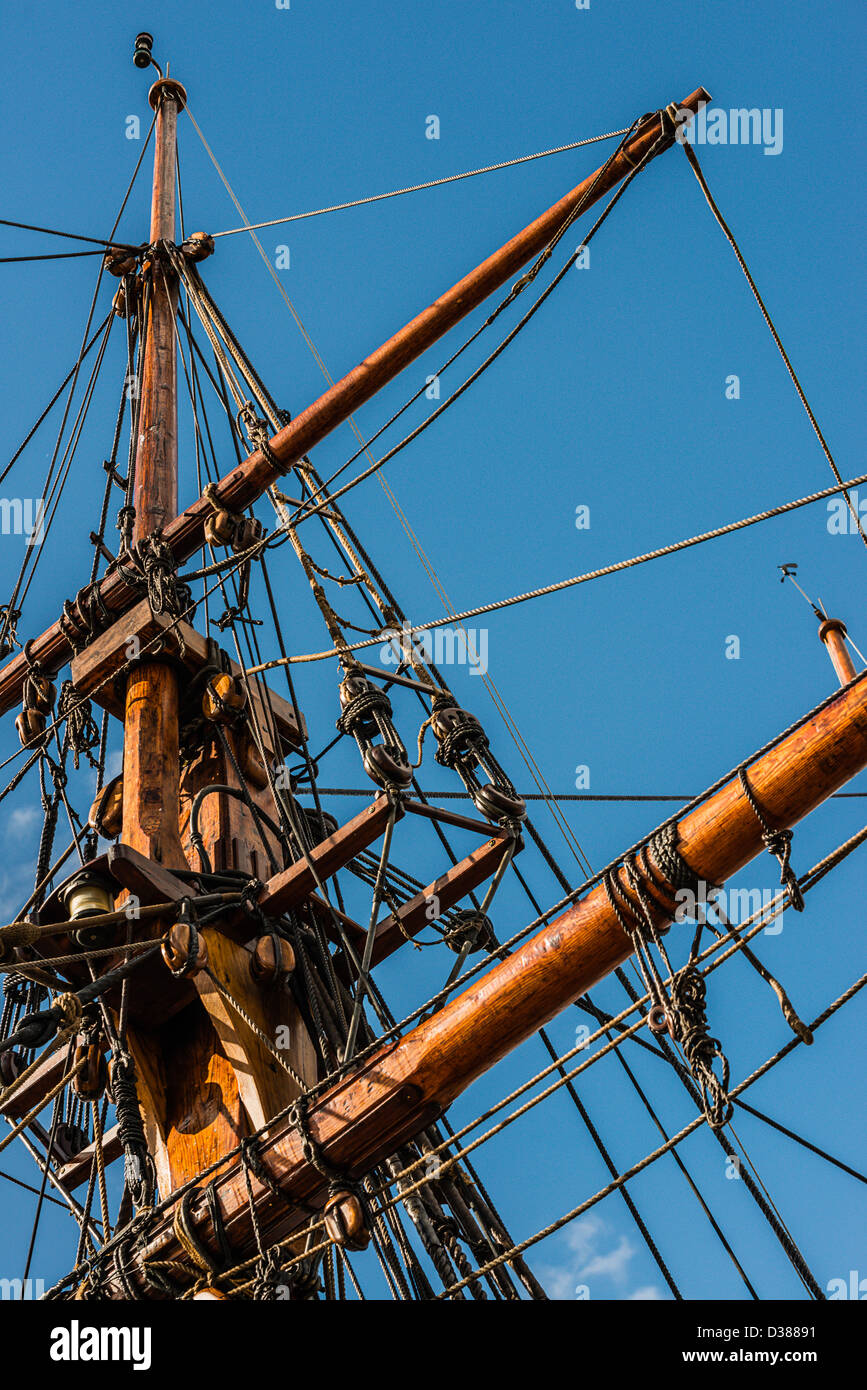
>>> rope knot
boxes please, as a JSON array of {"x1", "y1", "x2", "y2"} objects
[{"x1": 54, "y1": 992, "x2": 83, "y2": 1030}]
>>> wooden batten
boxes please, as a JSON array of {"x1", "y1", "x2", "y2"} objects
[
  {"x1": 250, "y1": 793, "x2": 397, "y2": 921},
  {"x1": 326, "y1": 832, "x2": 520, "y2": 976},
  {"x1": 0, "y1": 1047, "x2": 71, "y2": 1123},
  {"x1": 69, "y1": 597, "x2": 306, "y2": 753},
  {"x1": 56, "y1": 1124, "x2": 122, "y2": 1191},
  {"x1": 365, "y1": 833, "x2": 517, "y2": 969}
]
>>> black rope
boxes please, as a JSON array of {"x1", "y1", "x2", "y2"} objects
[{"x1": 0, "y1": 217, "x2": 140, "y2": 248}]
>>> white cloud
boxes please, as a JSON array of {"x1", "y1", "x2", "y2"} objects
[
  {"x1": 6, "y1": 805, "x2": 40, "y2": 837},
  {"x1": 579, "y1": 1234, "x2": 634, "y2": 1283},
  {"x1": 628, "y1": 1285, "x2": 664, "y2": 1300},
  {"x1": 0, "y1": 859, "x2": 40, "y2": 920},
  {"x1": 537, "y1": 1216, "x2": 665, "y2": 1301}
]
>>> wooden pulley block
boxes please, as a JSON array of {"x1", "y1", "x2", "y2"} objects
[
  {"x1": 323, "y1": 1188, "x2": 369, "y2": 1251},
  {"x1": 72, "y1": 1037, "x2": 108, "y2": 1101},
  {"x1": 53, "y1": 1123, "x2": 90, "y2": 1161},
  {"x1": 238, "y1": 733, "x2": 268, "y2": 789},
  {"x1": 88, "y1": 773, "x2": 124, "y2": 839},
  {"x1": 204, "y1": 508, "x2": 237, "y2": 547},
  {"x1": 161, "y1": 920, "x2": 208, "y2": 978},
  {"x1": 429, "y1": 701, "x2": 478, "y2": 752},
  {"x1": 0, "y1": 1049, "x2": 25, "y2": 1088},
  {"x1": 25, "y1": 673, "x2": 55, "y2": 713},
  {"x1": 112, "y1": 283, "x2": 128, "y2": 317},
  {"x1": 202, "y1": 672, "x2": 247, "y2": 725},
  {"x1": 181, "y1": 231, "x2": 215, "y2": 263},
  {"x1": 15, "y1": 708, "x2": 45, "y2": 747},
  {"x1": 104, "y1": 246, "x2": 138, "y2": 277},
  {"x1": 233, "y1": 516, "x2": 264, "y2": 552},
  {"x1": 249, "y1": 932, "x2": 295, "y2": 987}
]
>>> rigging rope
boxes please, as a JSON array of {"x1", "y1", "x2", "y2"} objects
[
  {"x1": 254, "y1": 469, "x2": 867, "y2": 667},
  {"x1": 431, "y1": 970, "x2": 867, "y2": 1299},
  {"x1": 0, "y1": 218, "x2": 139, "y2": 249},
  {"x1": 210, "y1": 126, "x2": 634, "y2": 237},
  {"x1": 681, "y1": 140, "x2": 867, "y2": 553}
]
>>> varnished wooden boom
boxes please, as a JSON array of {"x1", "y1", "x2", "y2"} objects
[
  {"x1": 117, "y1": 670, "x2": 867, "y2": 1292},
  {"x1": 0, "y1": 87, "x2": 709, "y2": 716}
]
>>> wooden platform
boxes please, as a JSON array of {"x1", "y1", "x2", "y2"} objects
[{"x1": 70, "y1": 598, "x2": 306, "y2": 753}]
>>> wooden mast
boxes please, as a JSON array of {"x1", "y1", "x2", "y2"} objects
[
  {"x1": 15, "y1": 72, "x2": 817, "y2": 1284},
  {"x1": 818, "y1": 616, "x2": 858, "y2": 686},
  {"x1": 116, "y1": 69, "x2": 239, "y2": 1195},
  {"x1": 114, "y1": 65, "x2": 316, "y2": 1198},
  {"x1": 121, "y1": 74, "x2": 187, "y2": 870}
]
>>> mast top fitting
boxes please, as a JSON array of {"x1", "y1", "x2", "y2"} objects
[
  {"x1": 148, "y1": 77, "x2": 187, "y2": 112},
  {"x1": 133, "y1": 32, "x2": 156, "y2": 69}
]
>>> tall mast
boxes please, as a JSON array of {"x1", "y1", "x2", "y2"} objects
[{"x1": 121, "y1": 63, "x2": 187, "y2": 869}]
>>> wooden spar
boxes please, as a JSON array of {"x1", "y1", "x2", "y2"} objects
[
  {"x1": 120, "y1": 76, "x2": 186, "y2": 870},
  {"x1": 0, "y1": 85, "x2": 709, "y2": 715},
  {"x1": 819, "y1": 617, "x2": 857, "y2": 686},
  {"x1": 113, "y1": 74, "x2": 287, "y2": 1195},
  {"x1": 246, "y1": 794, "x2": 398, "y2": 920},
  {"x1": 118, "y1": 670, "x2": 867, "y2": 1287}
]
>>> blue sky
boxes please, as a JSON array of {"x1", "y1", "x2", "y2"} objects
[{"x1": 0, "y1": 0, "x2": 864, "y2": 1299}]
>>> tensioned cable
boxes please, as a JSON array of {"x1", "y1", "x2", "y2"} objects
[
  {"x1": 0, "y1": 312, "x2": 113, "y2": 489},
  {"x1": 0, "y1": 249, "x2": 110, "y2": 264},
  {"x1": 0, "y1": 117, "x2": 154, "y2": 255},
  {"x1": 0, "y1": 309, "x2": 115, "y2": 650},
  {"x1": 186, "y1": 110, "x2": 656, "y2": 883},
  {"x1": 220, "y1": 955, "x2": 863, "y2": 1297},
  {"x1": 0, "y1": 114, "x2": 155, "y2": 647},
  {"x1": 13, "y1": 314, "x2": 115, "y2": 615},
  {"x1": 247, "y1": 468, "x2": 867, "y2": 668},
  {"x1": 731, "y1": 1098, "x2": 867, "y2": 1186},
  {"x1": 0, "y1": 353, "x2": 855, "y2": 1284},
  {"x1": 370, "y1": 820, "x2": 867, "y2": 1201},
  {"x1": 0, "y1": 217, "x2": 139, "y2": 249},
  {"x1": 681, "y1": 140, "x2": 867, "y2": 552},
  {"x1": 210, "y1": 126, "x2": 632, "y2": 237},
  {"x1": 0, "y1": 1165, "x2": 67, "y2": 1210},
  {"x1": 0, "y1": 473, "x2": 857, "y2": 811},
  {"x1": 286, "y1": 116, "x2": 652, "y2": 524},
  {"x1": 431, "y1": 972, "x2": 867, "y2": 1299}
]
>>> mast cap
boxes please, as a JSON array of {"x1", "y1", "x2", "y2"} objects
[{"x1": 148, "y1": 77, "x2": 187, "y2": 112}]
